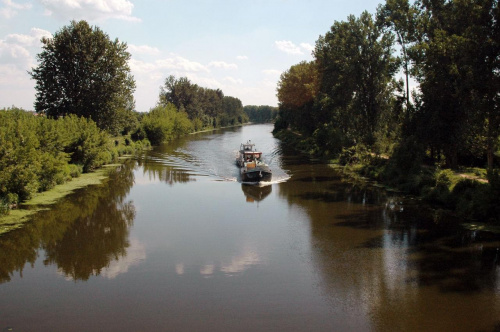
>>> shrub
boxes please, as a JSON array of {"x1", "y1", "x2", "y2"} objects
[
  {"x1": 0, "y1": 199, "x2": 9, "y2": 215},
  {"x1": 68, "y1": 164, "x2": 83, "y2": 178},
  {"x1": 131, "y1": 126, "x2": 147, "y2": 141}
]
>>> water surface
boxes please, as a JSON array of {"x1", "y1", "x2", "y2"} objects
[{"x1": 1, "y1": 124, "x2": 499, "y2": 331}]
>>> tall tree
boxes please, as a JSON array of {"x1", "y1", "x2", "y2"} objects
[
  {"x1": 409, "y1": 0, "x2": 499, "y2": 168},
  {"x1": 466, "y1": 0, "x2": 500, "y2": 169},
  {"x1": 160, "y1": 75, "x2": 202, "y2": 119},
  {"x1": 30, "y1": 20, "x2": 136, "y2": 135},
  {"x1": 314, "y1": 11, "x2": 398, "y2": 146},
  {"x1": 276, "y1": 61, "x2": 319, "y2": 134},
  {"x1": 377, "y1": 0, "x2": 418, "y2": 111}
]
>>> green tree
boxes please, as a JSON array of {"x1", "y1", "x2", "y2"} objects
[
  {"x1": 276, "y1": 61, "x2": 319, "y2": 134},
  {"x1": 377, "y1": 0, "x2": 418, "y2": 112},
  {"x1": 160, "y1": 75, "x2": 202, "y2": 120},
  {"x1": 314, "y1": 11, "x2": 399, "y2": 146},
  {"x1": 222, "y1": 96, "x2": 247, "y2": 125},
  {"x1": 141, "y1": 104, "x2": 192, "y2": 145},
  {"x1": 465, "y1": 0, "x2": 500, "y2": 169},
  {"x1": 30, "y1": 20, "x2": 136, "y2": 135},
  {"x1": 244, "y1": 105, "x2": 278, "y2": 123},
  {"x1": 408, "y1": 0, "x2": 499, "y2": 168}
]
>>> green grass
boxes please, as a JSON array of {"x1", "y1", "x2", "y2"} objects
[
  {"x1": 0, "y1": 165, "x2": 118, "y2": 236},
  {"x1": 0, "y1": 209, "x2": 39, "y2": 234},
  {"x1": 24, "y1": 168, "x2": 110, "y2": 206}
]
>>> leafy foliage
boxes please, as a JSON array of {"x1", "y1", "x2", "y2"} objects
[
  {"x1": 243, "y1": 105, "x2": 278, "y2": 123},
  {"x1": 273, "y1": 0, "x2": 500, "y2": 222},
  {"x1": 0, "y1": 107, "x2": 146, "y2": 214},
  {"x1": 141, "y1": 104, "x2": 193, "y2": 145},
  {"x1": 160, "y1": 75, "x2": 248, "y2": 129},
  {"x1": 276, "y1": 61, "x2": 319, "y2": 135},
  {"x1": 30, "y1": 20, "x2": 136, "y2": 135}
]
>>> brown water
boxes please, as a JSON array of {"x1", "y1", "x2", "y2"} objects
[{"x1": 1, "y1": 124, "x2": 499, "y2": 331}]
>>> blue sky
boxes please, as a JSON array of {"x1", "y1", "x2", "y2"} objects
[{"x1": 1, "y1": 0, "x2": 384, "y2": 112}]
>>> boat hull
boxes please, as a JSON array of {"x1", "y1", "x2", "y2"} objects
[{"x1": 240, "y1": 167, "x2": 272, "y2": 183}]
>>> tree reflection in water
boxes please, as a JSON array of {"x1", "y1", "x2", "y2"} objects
[
  {"x1": 0, "y1": 161, "x2": 136, "y2": 283},
  {"x1": 277, "y1": 164, "x2": 500, "y2": 332}
]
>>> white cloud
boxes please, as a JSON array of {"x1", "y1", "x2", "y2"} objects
[
  {"x1": 4, "y1": 28, "x2": 52, "y2": 47},
  {"x1": 0, "y1": 28, "x2": 52, "y2": 109},
  {"x1": 156, "y1": 54, "x2": 209, "y2": 73},
  {"x1": 300, "y1": 42, "x2": 314, "y2": 53},
  {"x1": 275, "y1": 40, "x2": 303, "y2": 55},
  {"x1": 224, "y1": 76, "x2": 243, "y2": 85},
  {"x1": 262, "y1": 69, "x2": 281, "y2": 77},
  {"x1": 129, "y1": 58, "x2": 157, "y2": 74},
  {"x1": 236, "y1": 55, "x2": 248, "y2": 60},
  {"x1": 128, "y1": 44, "x2": 160, "y2": 56},
  {"x1": 0, "y1": 40, "x2": 30, "y2": 63},
  {"x1": 0, "y1": 63, "x2": 31, "y2": 86},
  {"x1": 0, "y1": 28, "x2": 51, "y2": 72},
  {"x1": 39, "y1": 0, "x2": 140, "y2": 22},
  {"x1": 129, "y1": 54, "x2": 218, "y2": 111},
  {"x1": 185, "y1": 73, "x2": 223, "y2": 89},
  {"x1": 209, "y1": 61, "x2": 237, "y2": 70},
  {"x1": 0, "y1": 0, "x2": 32, "y2": 19}
]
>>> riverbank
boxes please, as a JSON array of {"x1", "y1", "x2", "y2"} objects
[
  {"x1": 0, "y1": 160, "x2": 129, "y2": 236},
  {"x1": 274, "y1": 129, "x2": 500, "y2": 228},
  {"x1": 188, "y1": 123, "x2": 245, "y2": 135}
]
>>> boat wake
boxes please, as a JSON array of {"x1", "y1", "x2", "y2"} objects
[{"x1": 144, "y1": 125, "x2": 291, "y2": 185}]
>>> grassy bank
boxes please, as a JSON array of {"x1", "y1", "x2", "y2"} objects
[
  {"x1": 0, "y1": 163, "x2": 125, "y2": 236},
  {"x1": 274, "y1": 129, "x2": 500, "y2": 227}
]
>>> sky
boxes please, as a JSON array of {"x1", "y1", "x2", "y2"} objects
[{"x1": 0, "y1": 0, "x2": 384, "y2": 112}]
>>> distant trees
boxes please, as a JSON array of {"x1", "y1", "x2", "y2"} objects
[
  {"x1": 30, "y1": 20, "x2": 136, "y2": 135},
  {"x1": 159, "y1": 75, "x2": 247, "y2": 129},
  {"x1": 244, "y1": 105, "x2": 278, "y2": 123},
  {"x1": 222, "y1": 96, "x2": 248, "y2": 126}
]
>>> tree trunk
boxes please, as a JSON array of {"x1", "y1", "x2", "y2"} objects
[{"x1": 487, "y1": 138, "x2": 494, "y2": 170}]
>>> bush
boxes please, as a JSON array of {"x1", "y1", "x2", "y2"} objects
[
  {"x1": 339, "y1": 144, "x2": 371, "y2": 166},
  {"x1": 312, "y1": 123, "x2": 345, "y2": 157},
  {"x1": 142, "y1": 104, "x2": 193, "y2": 145},
  {"x1": 0, "y1": 197, "x2": 10, "y2": 215},
  {"x1": 68, "y1": 164, "x2": 82, "y2": 178},
  {"x1": 387, "y1": 136, "x2": 424, "y2": 176},
  {"x1": 131, "y1": 126, "x2": 147, "y2": 141}
]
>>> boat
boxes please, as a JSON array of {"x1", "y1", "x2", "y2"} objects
[{"x1": 236, "y1": 141, "x2": 272, "y2": 183}]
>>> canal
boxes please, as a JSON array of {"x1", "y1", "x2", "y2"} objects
[{"x1": 1, "y1": 124, "x2": 499, "y2": 331}]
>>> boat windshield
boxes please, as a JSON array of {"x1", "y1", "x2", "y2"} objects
[{"x1": 243, "y1": 152, "x2": 261, "y2": 161}]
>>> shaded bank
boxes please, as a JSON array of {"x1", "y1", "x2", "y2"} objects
[
  {"x1": 274, "y1": 129, "x2": 500, "y2": 228},
  {"x1": 0, "y1": 161, "x2": 131, "y2": 236},
  {"x1": 0, "y1": 161, "x2": 135, "y2": 283}
]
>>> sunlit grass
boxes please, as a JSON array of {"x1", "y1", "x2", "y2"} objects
[{"x1": 0, "y1": 166, "x2": 117, "y2": 236}]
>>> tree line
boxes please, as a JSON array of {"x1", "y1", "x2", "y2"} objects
[
  {"x1": 0, "y1": 108, "x2": 149, "y2": 214},
  {"x1": 274, "y1": 0, "x2": 499, "y2": 222},
  {"x1": 276, "y1": 0, "x2": 499, "y2": 169},
  {"x1": 244, "y1": 105, "x2": 278, "y2": 123},
  {"x1": 0, "y1": 20, "x2": 272, "y2": 215}
]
